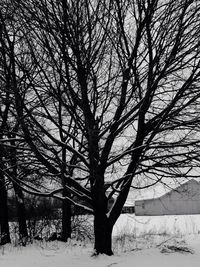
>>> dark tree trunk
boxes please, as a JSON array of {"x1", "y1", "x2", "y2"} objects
[
  {"x1": 94, "y1": 212, "x2": 113, "y2": 255},
  {"x1": 61, "y1": 188, "x2": 71, "y2": 241},
  {"x1": 91, "y1": 168, "x2": 114, "y2": 255},
  {"x1": 0, "y1": 174, "x2": 11, "y2": 245},
  {"x1": 10, "y1": 139, "x2": 28, "y2": 242},
  {"x1": 59, "y1": 144, "x2": 72, "y2": 242},
  {"x1": 0, "y1": 141, "x2": 10, "y2": 245},
  {"x1": 13, "y1": 183, "x2": 28, "y2": 241}
]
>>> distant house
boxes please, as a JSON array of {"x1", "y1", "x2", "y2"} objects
[{"x1": 135, "y1": 179, "x2": 200, "y2": 216}]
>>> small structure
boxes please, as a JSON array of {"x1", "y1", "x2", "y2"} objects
[
  {"x1": 122, "y1": 206, "x2": 135, "y2": 214},
  {"x1": 135, "y1": 179, "x2": 200, "y2": 216}
]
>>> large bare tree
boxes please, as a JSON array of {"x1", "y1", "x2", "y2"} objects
[{"x1": 2, "y1": 0, "x2": 200, "y2": 254}]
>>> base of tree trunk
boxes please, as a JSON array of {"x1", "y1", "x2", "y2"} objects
[
  {"x1": 17, "y1": 202, "x2": 28, "y2": 240},
  {"x1": 93, "y1": 248, "x2": 114, "y2": 256},
  {"x1": 0, "y1": 175, "x2": 11, "y2": 246},
  {"x1": 60, "y1": 199, "x2": 71, "y2": 242},
  {"x1": 94, "y1": 213, "x2": 113, "y2": 256},
  {"x1": 14, "y1": 185, "x2": 28, "y2": 241}
]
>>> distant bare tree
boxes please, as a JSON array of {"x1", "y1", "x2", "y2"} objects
[{"x1": 2, "y1": 0, "x2": 200, "y2": 255}]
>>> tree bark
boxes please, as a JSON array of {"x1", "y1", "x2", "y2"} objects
[
  {"x1": 92, "y1": 173, "x2": 114, "y2": 255},
  {"x1": 60, "y1": 181, "x2": 72, "y2": 241},
  {"x1": 13, "y1": 183, "x2": 28, "y2": 242},
  {"x1": 10, "y1": 139, "x2": 28, "y2": 242},
  {"x1": 61, "y1": 198, "x2": 71, "y2": 241},
  {"x1": 94, "y1": 211, "x2": 113, "y2": 255},
  {"x1": 0, "y1": 173, "x2": 11, "y2": 245},
  {"x1": 91, "y1": 166, "x2": 114, "y2": 255}
]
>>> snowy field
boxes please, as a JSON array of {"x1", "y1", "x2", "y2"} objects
[
  {"x1": 2, "y1": 214, "x2": 200, "y2": 266},
  {"x1": 113, "y1": 214, "x2": 200, "y2": 237}
]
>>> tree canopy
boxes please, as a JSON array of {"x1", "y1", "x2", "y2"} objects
[{"x1": 1, "y1": 0, "x2": 200, "y2": 255}]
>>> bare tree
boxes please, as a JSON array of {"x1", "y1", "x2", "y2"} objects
[
  {"x1": 0, "y1": 3, "x2": 30, "y2": 243},
  {"x1": 3, "y1": 0, "x2": 200, "y2": 255},
  {"x1": 0, "y1": 140, "x2": 10, "y2": 244},
  {"x1": 0, "y1": 10, "x2": 14, "y2": 244}
]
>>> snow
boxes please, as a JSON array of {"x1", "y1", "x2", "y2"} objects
[
  {"x1": 113, "y1": 214, "x2": 200, "y2": 237},
  {"x1": 2, "y1": 214, "x2": 200, "y2": 267},
  {"x1": 1, "y1": 237, "x2": 200, "y2": 267}
]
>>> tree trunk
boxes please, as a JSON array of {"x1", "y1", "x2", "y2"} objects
[
  {"x1": 10, "y1": 139, "x2": 28, "y2": 242},
  {"x1": 94, "y1": 212, "x2": 113, "y2": 255},
  {"x1": 60, "y1": 144, "x2": 72, "y2": 242},
  {"x1": 0, "y1": 174, "x2": 11, "y2": 245},
  {"x1": 61, "y1": 188, "x2": 71, "y2": 241},
  {"x1": 92, "y1": 168, "x2": 113, "y2": 255},
  {"x1": 13, "y1": 183, "x2": 28, "y2": 242}
]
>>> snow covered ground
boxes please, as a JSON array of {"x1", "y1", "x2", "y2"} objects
[
  {"x1": 2, "y1": 214, "x2": 200, "y2": 267},
  {"x1": 113, "y1": 214, "x2": 200, "y2": 237}
]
